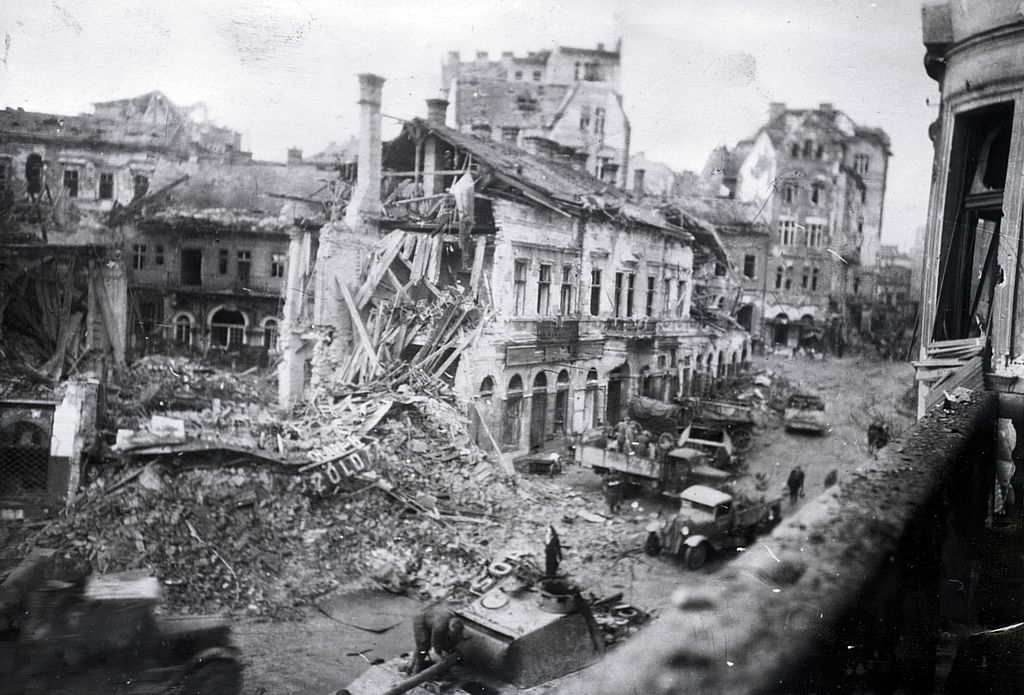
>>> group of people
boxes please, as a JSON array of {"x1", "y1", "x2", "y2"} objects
[
  {"x1": 611, "y1": 418, "x2": 658, "y2": 459},
  {"x1": 787, "y1": 465, "x2": 838, "y2": 505}
]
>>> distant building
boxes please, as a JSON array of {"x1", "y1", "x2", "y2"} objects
[
  {"x1": 627, "y1": 152, "x2": 696, "y2": 199},
  {"x1": 701, "y1": 102, "x2": 891, "y2": 348},
  {"x1": 442, "y1": 43, "x2": 630, "y2": 187}
]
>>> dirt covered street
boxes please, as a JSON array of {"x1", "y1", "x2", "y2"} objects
[{"x1": 233, "y1": 354, "x2": 915, "y2": 695}]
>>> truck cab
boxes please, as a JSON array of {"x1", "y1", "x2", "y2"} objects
[
  {"x1": 657, "y1": 485, "x2": 782, "y2": 570},
  {"x1": 783, "y1": 394, "x2": 828, "y2": 433}
]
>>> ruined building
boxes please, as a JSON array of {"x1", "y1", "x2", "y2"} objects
[
  {"x1": 279, "y1": 77, "x2": 748, "y2": 457},
  {"x1": 701, "y1": 102, "x2": 891, "y2": 347},
  {"x1": 442, "y1": 43, "x2": 630, "y2": 188}
]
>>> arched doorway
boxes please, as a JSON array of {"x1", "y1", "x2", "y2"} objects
[
  {"x1": 210, "y1": 308, "x2": 247, "y2": 348},
  {"x1": 503, "y1": 375, "x2": 523, "y2": 449},
  {"x1": 773, "y1": 313, "x2": 789, "y2": 346},
  {"x1": 173, "y1": 315, "x2": 193, "y2": 346},
  {"x1": 736, "y1": 304, "x2": 754, "y2": 332},
  {"x1": 262, "y1": 318, "x2": 279, "y2": 351},
  {"x1": 530, "y1": 372, "x2": 549, "y2": 450},
  {"x1": 554, "y1": 370, "x2": 570, "y2": 435},
  {"x1": 584, "y1": 369, "x2": 600, "y2": 428},
  {"x1": 606, "y1": 363, "x2": 630, "y2": 424},
  {"x1": 473, "y1": 376, "x2": 495, "y2": 448}
]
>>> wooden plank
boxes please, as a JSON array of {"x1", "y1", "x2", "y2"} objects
[
  {"x1": 471, "y1": 400, "x2": 516, "y2": 477},
  {"x1": 355, "y1": 230, "x2": 405, "y2": 309},
  {"x1": 469, "y1": 236, "x2": 487, "y2": 299},
  {"x1": 336, "y1": 279, "x2": 381, "y2": 377}
]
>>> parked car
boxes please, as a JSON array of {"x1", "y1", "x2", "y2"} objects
[
  {"x1": 653, "y1": 485, "x2": 782, "y2": 570},
  {"x1": 783, "y1": 393, "x2": 828, "y2": 433}
]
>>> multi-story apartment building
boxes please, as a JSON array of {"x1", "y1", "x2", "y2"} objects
[
  {"x1": 702, "y1": 103, "x2": 891, "y2": 347},
  {"x1": 442, "y1": 43, "x2": 630, "y2": 188},
  {"x1": 281, "y1": 76, "x2": 748, "y2": 456}
]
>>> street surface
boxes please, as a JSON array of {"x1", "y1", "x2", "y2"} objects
[{"x1": 237, "y1": 354, "x2": 915, "y2": 694}]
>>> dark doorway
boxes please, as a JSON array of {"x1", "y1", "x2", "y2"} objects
[
  {"x1": 530, "y1": 372, "x2": 548, "y2": 450},
  {"x1": 606, "y1": 363, "x2": 630, "y2": 424}
]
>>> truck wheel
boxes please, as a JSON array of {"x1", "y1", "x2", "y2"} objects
[
  {"x1": 658, "y1": 432, "x2": 676, "y2": 451},
  {"x1": 174, "y1": 659, "x2": 242, "y2": 695},
  {"x1": 684, "y1": 544, "x2": 708, "y2": 570},
  {"x1": 730, "y1": 428, "x2": 754, "y2": 454}
]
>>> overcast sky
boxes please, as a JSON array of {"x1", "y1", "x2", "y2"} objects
[{"x1": 1, "y1": 0, "x2": 935, "y2": 250}]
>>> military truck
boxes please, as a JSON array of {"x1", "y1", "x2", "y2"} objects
[
  {"x1": 654, "y1": 485, "x2": 783, "y2": 570},
  {"x1": 0, "y1": 550, "x2": 242, "y2": 695},
  {"x1": 628, "y1": 396, "x2": 757, "y2": 454},
  {"x1": 783, "y1": 393, "x2": 829, "y2": 433},
  {"x1": 577, "y1": 438, "x2": 730, "y2": 499}
]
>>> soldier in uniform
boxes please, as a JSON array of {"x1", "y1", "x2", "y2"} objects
[{"x1": 407, "y1": 604, "x2": 466, "y2": 675}]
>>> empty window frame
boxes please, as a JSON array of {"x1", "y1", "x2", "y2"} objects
[
  {"x1": 589, "y1": 269, "x2": 602, "y2": 316},
  {"x1": 154, "y1": 245, "x2": 164, "y2": 265},
  {"x1": 62, "y1": 168, "x2": 79, "y2": 198},
  {"x1": 932, "y1": 102, "x2": 1013, "y2": 341},
  {"x1": 133, "y1": 174, "x2": 149, "y2": 200},
  {"x1": 782, "y1": 184, "x2": 796, "y2": 204},
  {"x1": 854, "y1": 154, "x2": 870, "y2": 174},
  {"x1": 263, "y1": 319, "x2": 279, "y2": 351},
  {"x1": 662, "y1": 278, "x2": 672, "y2": 315},
  {"x1": 645, "y1": 276, "x2": 656, "y2": 317},
  {"x1": 614, "y1": 272, "x2": 624, "y2": 317},
  {"x1": 537, "y1": 263, "x2": 552, "y2": 314},
  {"x1": 811, "y1": 182, "x2": 825, "y2": 205},
  {"x1": 625, "y1": 272, "x2": 636, "y2": 317},
  {"x1": 174, "y1": 315, "x2": 192, "y2": 346},
  {"x1": 594, "y1": 108, "x2": 606, "y2": 135},
  {"x1": 775, "y1": 266, "x2": 784, "y2": 289},
  {"x1": 743, "y1": 254, "x2": 756, "y2": 279},
  {"x1": 218, "y1": 248, "x2": 229, "y2": 274},
  {"x1": 633, "y1": 169, "x2": 646, "y2": 196},
  {"x1": 559, "y1": 265, "x2": 573, "y2": 314},
  {"x1": 812, "y1": 267, "x2": 820, "y2": 291},
  {"x1": 532, "y1": 70, "x2": 542, "y2": 81},
  {"x1": 779, "y1": 219, "x2": 798, "y2": 246},
  {"x1": 237, "y1": 250, "x2": 252, "y2": 283},
  {"x1": 514, "y1": 260, "x2": 528, "y2": 316},
  {"x1": 180, "y1": 249, "x2": 203, "y2": 286},
  {"x1": 807, "y1": 223, "x2": 824, "y2": 247},
  {"x1": 98, "y1": 172, "x2": 114, "y2": 200},
  {"x1": 579, "y1": 105, "x2": 591, "y2": 132},
  {"x1": 801, "y1": 266, "x2": 810, "y2": 289},
  {"x1": 675, "y1": 280, "x2": 688, "y2": 317}
]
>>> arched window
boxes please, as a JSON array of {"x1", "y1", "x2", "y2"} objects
[
  {"x1": 775, "y1": 266, "x2": 784, "y2": 289},
  {"x1": 503, "y1": 375, "x2": 523, "y2": 448},
  {"x1": 803, "y1": 139, "x2": 814, "y2": 158},
  {"x1": 554, "y1": 370, "x2": 570, "y2": 434},
  {"x1": 783, "y1": 184, "x2": 796, "y2": 204},
  {"x1": 584, "y1": 368, "x2": 600, "y2": 427},
  {"x1": 811, "y1": 182, "x2": 825, "y2": 205},
  {"x1": 210, "y1": 308, "x2": 246, "y2": 348},
  {"x1": 790, "y1": 143, "x2": 800, "y2": 158},
  {"x1": 479, "y1": 376, "x2": 495, "y2": 403},
  {"x1": 262, "y1": 318, "x2": 278, "y2": 351},
  {"x1": 174, "y1": 315, "x2": 192, "y2": 346}
]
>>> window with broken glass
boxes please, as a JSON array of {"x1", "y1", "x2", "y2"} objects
[
  {"x1": 513, "y1": 260, "x2": 528, "y2": 316},
  {"x1": 932, "y1": 103, "x2": 1013, "y2": 342}
]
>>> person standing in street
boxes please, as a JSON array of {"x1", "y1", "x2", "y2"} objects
[
  {"x1": 604, "y1": 474, "x2": 624, "y2": 514},
  {"x1": 615, "y1": 417, "x2": 630, "y2": 453},
  {"x1": 787, "y1": 466, "x2": 805, "y2": 506},
  {"x1": 544, "y1": 525, "x2": 562, "y2": 578}
]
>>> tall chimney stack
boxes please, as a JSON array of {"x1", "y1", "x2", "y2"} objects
[
  {"x1": 346, "y1": 73, "x2": 385, "y2": 230},
  {"x1": 426, "y1": 98, "x2": 449, "y2": 127}
]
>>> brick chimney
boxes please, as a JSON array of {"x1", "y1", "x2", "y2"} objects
[
  {"x1": 819, "y1": 102, "x2": 834, "y2": 115},
  {"x1": 345, "y1": 73, "x2": 385, "y2": 230},
  {"x1": 287, "y1": 147, "x2": 303, "y2": 165},
  {"x1": 597, "y1": 42, "x2": 605, "y2": 52},
  {"x1": 426, "y1": 98, "x2": 449, "y2": 127},
  {"x1": 769, "y1": 102, "x2": 787, "y2": 121}
]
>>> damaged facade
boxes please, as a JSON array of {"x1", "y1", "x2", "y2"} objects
[
  {"x1": 701, "y1": 102, "x2": 892, "y2": 348},
  {"x1": 280, "y1": 75, "x2": 748, "y2": 458},
  {"x1": 442, "y1": 44, "x2": 630, "y2": 188}
]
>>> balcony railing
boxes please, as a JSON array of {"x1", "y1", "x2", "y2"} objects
[
  {"x1": 561, "y1": 391, "x2": 1011, "y2": 694},
  {"x1": 128, "y1": 270, "x2": 282, "y2": 296},
  {"x1": 603, "y1": 317, "x2": 658, "y2": 338}
]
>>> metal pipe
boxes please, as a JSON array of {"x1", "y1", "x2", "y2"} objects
[{"x1": 381, "y1": 654, "x2": 460, "y2": 695}]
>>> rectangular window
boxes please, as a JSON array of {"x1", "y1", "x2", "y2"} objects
[
  {"x1": 501, "y1": 127, "x2": 518, "y2": 144},
  {"x1": 812, "y1": 267, "x2": 820, "y2": 291},
  {"x1": 133, "y1": 174, "x2": 149, "y2": 200},
  {"x1": 131, "y1": 244, "x2": 147, "y2": 270},
  {"x1": 662, "y1": 278, "x2": 672, "y2": 315},
  {"x1": 181, "y1": 249, "x2": 203, "y2": 286},
  {"x1": 930, "y1": 105, "x2": 1014, "y2": 341},
  {"x1": 270, "y1": 253, "x2": 286, "y2": 278},
  {"x1": 218, "y1": 248, "x2": 229, "y2": 274},
  {"x1": 625, "y1": 272, "x2": 635, "y2": 317},
  {"x1": 579, "y1": 105, "x2": 591, "y2": 132},
  {"x1": 633, "y1": 169, "x2": 646, "y2": 196},
  {"x1": 154, "y1": 245, "x2": 164, "y2": 265},
  {"x1": 614, "y1": 272, "x2": 624, "y2": 317},
  {"x1": 589, "y1": 269, "x2": 602, "y2": 316},
  {"x1": 537, "y1": 264, "x2": 551, "y2": 315},
  {"x1": 807, "y1": 223, "x2": 824, "y2": 247},
  {"x1": 0, "y1": 158, "x2": 10, "y2": 191},
  {"x1": 594, "y1": 107, "x2": 606, "y2": 135},
  {"x1": 743, "y1": 254, "x2": 756, "y2": 279},
  {"x1": 675, "y1": 280, "x2": 688, "y2": 317},
  {"x1": 801, "y1": 267, "x2": 810, "y2": 289},
  {"x1": 63, "y1": 169, "x2": 79, "y2": 198},
  {"x1": 514, "y1": 260, "x2": 528, "y2": 316},
  {"x1": 98, "y1": 172, "x2": 114, "y2": 200},
  {"x1": 645, "y1": 276, "x2": 656, "y2": 317},
  {"x1": 514, "y1": 70, "x2": 523, "y2": 80},
  {"x1": 559, "y1": 265, "x2": 573, "y2": 315},
  {"x1": 775, "y1": 266, "x2": 784, "y2": 290},
  {"x1": 136, "y1": 301, "x2": 160, "y2": 338},
  {"x1": 237, "y1": 250, "x2": 252, "y2": 283},
  {"x1": 779, "y1": 219, "x2": 797, "y2": 246},
  {"x1": 854, "y1": 154, "x2": 870, "y2": 174},
  {"x1": 532, "y1": 70, "x2": 542, "y2": 81}
]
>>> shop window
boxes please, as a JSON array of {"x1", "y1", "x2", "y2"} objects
[
  {"x1": 537, "y1": 264, "x2": 551, "y2": 315},
  {"x1": 513, "y1": 260, "x2": 528, "y2": 316},
  {"x1": 63, "y1": 169, "x2": 79, "y2": 198},
  {"x1": 99, "y1": 172, "x2": 114, "y2": 200},
  {"x1": 932, "y1": 105, "x2": 1013, "y2": 340}
]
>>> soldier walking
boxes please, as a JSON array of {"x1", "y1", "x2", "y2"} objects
[{"x1": 787, "y1": 466, "x2": 805, "y2": 506}]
